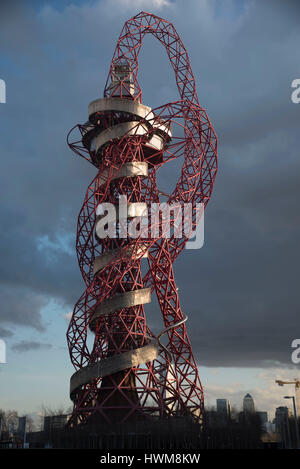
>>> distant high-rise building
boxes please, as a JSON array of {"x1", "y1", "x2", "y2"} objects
[
  {"x1": 275, "y1": 406, "x2": 291, "y2": 432},
  {"x1": 243, "y1": 393, "x2": 255, "y2": 413},
  {"x1": 257, "y1": 411, "x2": 268, "y2": 431},
  {"x1": 257, "y1": 411, "x2": 268, "y2": 425},
  {"x1": 216, "y1": 399, "x2": 231, "y2": 419},
  {"x1": 17, "y1": 416, "x2": 27, "y2": 441},
  {"x1": 275, "y1": 406, "x2": 292, "y2": 448}
]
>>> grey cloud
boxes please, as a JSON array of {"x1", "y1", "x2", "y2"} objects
[
  {"x1": 11, "y1": 340, "x2": 53, "y2": 353},
  {"x1": 0, "y1": 327, "x2": 13, "y2": 339},
  {"x1": 0, "y1": 285, "x2": 47, "y2": 331}
]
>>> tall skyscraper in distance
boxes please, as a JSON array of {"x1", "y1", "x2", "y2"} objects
[
  {"x1": 275, "y1": 406, "x2": 292, "y2": 425},
  {"x1": 216, "y1": 399, "x2": 231, "y2": 419},
  {"x1": 257, "y1": 411, "x2": 268, "y2": 425},
  {"x1": 243, "y1": 393, "x2": 255, "y2": 413},
  {"x1": 257, "y1": 411, "x2": 268, "y2": 432},
  {"x1": 275, "y1": 406, "x2": 292, "y2": 448}
]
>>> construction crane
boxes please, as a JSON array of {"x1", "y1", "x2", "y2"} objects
[{"x1": 275, "y1": 379, "x2": 300, "y2": 416}]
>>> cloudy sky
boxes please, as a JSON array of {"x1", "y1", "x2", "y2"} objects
[{"x1": 0, "y1": 0, "x2": 299, "y2": 419}]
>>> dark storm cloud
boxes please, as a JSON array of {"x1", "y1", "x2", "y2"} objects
[
  {"x1": 154, "y1": 0, "x2": 300, "y2": 368},
  {"x1": 0, "y1": 327, "x2": 13, "y2": 338},
  {"x1": 0, "y1": 285, "x2": 47, "y2": 331},
  {"x1": 11, "y1": 340, "x2": 53, "y2": 353},
  {"x1": 155, "y1": 0, "x2": 300, "y2": 368},
  {"x1": 0, "y1": 0, "x2": 299, "y2": 367}
]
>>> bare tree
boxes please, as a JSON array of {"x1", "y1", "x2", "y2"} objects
[
  {"x1": 37, "y1": 404, "x2": 72, "y2": 431},
  {"x1": 0, "y1": 409, "x2": 18, "y2": 435},
  {"x1": 25, "y1": 415, "x2": 36, "y2": 433}
]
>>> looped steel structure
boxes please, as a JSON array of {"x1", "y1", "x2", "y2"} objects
[{"x1": 66, "y1": 11, "x2": 218, "y2": 426}]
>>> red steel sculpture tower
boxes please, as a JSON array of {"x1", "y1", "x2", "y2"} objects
[{"x1": 67, "y1": 11, "x2": 217, "y2": 426}]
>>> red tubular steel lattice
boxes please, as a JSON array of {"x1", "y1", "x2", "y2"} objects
[{"x1": 66, "y1": 11, "x2": 217, "y2": 427}]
